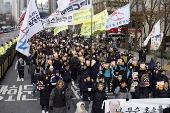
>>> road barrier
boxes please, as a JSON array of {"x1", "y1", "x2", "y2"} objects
[{"x1": 0, "y1": 43, "x2": 17, "y2": 82}]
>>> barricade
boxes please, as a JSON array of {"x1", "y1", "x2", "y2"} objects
[{"x1": 0, "y1": 43, "x2": 17, "y2": 82}]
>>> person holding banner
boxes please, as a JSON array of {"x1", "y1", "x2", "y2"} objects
[
  {"x1": 155, "y1": 82, "x2": 170, "y2": 98},
  {"x1": 114, "y1": 79, "x2": 131, "y2": 99},
  {"x1": 90, "y1": 83, "x2": 107, "y2": 113}
]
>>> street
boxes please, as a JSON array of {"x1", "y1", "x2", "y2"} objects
[{"x1": 0, "y1": 30, "x2": 19, "y2": 45}]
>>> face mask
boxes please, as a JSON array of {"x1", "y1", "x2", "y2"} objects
[{"x1": 118, "y1": 77, "x2": 122, "y2": 80}]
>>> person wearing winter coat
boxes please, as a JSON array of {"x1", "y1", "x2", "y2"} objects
[
  {"x1": 90, "y1": 83, "x2": 107, "y2": 113},
  {"x1": 155, "y1": 82, "x2": 170, "y2": 98},
  {"x1": 135, "y1": 81, "x2": 149, "y2": 99},
  {"x1": 61, "y1": 65, "x2": 73, "y2": 97},
  {"x1": 79, "y1": 64, "x2": 90, "y2": 95},
  {"x1": 40, "y1": 76, "x2": 51, "y2": 113},
  {"x1": 31, "y1": 65, "x2": 44, "y2": 98},
  {"x1": 81, "y1": 76, "x2": 95, "y2": 113},
  {"x1": 15, "y1": 56, "x2": 26, "y2": 81},
  {"x1": 50, "y1": 70, "x2": 63, "y2": 89},
  {"x1": 114, "y1": 79, "x2": 132, "y2": 99},
  {"x1": 102, "y1": 65, "x2": 112, "y2": 93},
  {"x1": 49, "y1": 80, "x2": 70, "y2": 113},
  {"x1": 156, "y1": 70, "x2": 169, "y2": 83},
  {"x1": 95, "y1": 75, "x2": 105, "y2": 89},
  {"x1": 75, "y1": 102, "x2": 88, "y2": 113}
]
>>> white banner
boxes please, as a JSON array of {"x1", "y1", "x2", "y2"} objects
[
  {"x1": 155, "y1": 33, "x2": 163, "y2": 50},
  {"x1": 106, "y1": 3, "x2": 130, "y2": 30},
  {"x1": 144, "y1": 20, "x2": 160, "y2": 46},
  {"x1": 150, "y1": 20, "x2": 161, "y2": 50},
  {"x1": 43, "y1": 0, "x2": 92, "y2": 28},
  {"x1": 104, "y1": 98, "x2": 170, "y2": 113},
  {"x1": 16, "y1": 0, "x2": 43, "y2": 56},
  {"x1": 44, "y1": 12, "x2": 73, "y2": 28}
]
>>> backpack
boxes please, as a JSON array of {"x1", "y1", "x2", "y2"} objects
[{"x1": 130, "y1": 81, "x2": 138, "y2": 92}]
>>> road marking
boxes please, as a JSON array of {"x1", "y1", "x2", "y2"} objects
[{"x1": 71, "y1": 86, "x2": 80, "y2": 99}]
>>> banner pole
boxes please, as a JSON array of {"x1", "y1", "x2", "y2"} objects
[{"x1": 90, "y1": 1, "x2": 93, "y2": 78}]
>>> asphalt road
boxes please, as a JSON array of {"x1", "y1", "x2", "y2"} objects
[{"x1": 0, "y1": 30, "x2": 19, "y2": 45}]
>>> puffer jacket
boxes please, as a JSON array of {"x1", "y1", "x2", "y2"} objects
[
  {"x1": 90, "y1": 90, "x2": 107, "y2": 109},
  {"x1": 155, "y1": 88, "x2": 170, "y2": 98},
  {"x1": 114, "y1": 86, "x2": 132, "y2": 99}
]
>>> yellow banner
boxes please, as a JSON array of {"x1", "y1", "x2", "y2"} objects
[
  {"x1": 73, "y1": 8, "x2": 93, "y2": 25},
  {"x1": 81, "y1": 9, "x2": 108, "y2": 36},
  {"x1": 53, "y1": 26, "x2": 68, "y2": 36}
]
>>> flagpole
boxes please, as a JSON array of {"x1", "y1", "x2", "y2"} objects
[
  {"x1": 154, "y1": 0, "x2": 161, "y2": 63},
  {"x1": 90, "y1": 1, "x2": 93, "y2": 78}
]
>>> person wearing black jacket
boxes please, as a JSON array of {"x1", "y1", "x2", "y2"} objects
[
  {"x1": 155, "y1": 82, "x2": 170, "y2": 98},
  {"x1": 81, "y1": 76, "x2": 95, "y2": 113},
  {"x1": 49, "y1": 80, "x2": 70, "y2": 113},
  {"x1": 40, "y1": 76, "x2": 51, "y2": 113},
  {"x1": 61, "y1": 65, "x2": 73, "y2": 97},
  {"x1": 15, "y1": 57, "x2": 26, "y2": 81},
  {"x1": 135, "y1": 81, "x2": 149, "y2": 99},
  {"x1": 90, "y1": 83, "x2": 107, "y2": 113},
  {"x1": 31, "y1": 65, "x2": 44, "y2": 98},
  {"x1": 156, "y1": 70, "x2": 169, "y2": 83},
  {"x1": 79, "y1": 64, "x2": 90, "y2": 95}
]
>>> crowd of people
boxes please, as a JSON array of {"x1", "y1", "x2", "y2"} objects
[{"x1": 14, "y1": 30, "x2": 170, "y2": 113}]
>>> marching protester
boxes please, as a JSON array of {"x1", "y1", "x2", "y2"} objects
[
  {"x1": 75, "y1": 102, "x2": 88, "y2": 113},
  {"x1": 49, "y1": 80, "x2": 70, "y2": 113},
  {"x1": 15, "y1": 56, "x2": 26, "y2": 81},
  {"x1": 31, "y1": 65, "x2": 44, "y2": 98},
  {"x1": 81, "y1": 75, "x2": 95, "y2": 113},
  {"x1": 15, "y1": 29, "x2": 170, "y2": 112},
  {"x1": 90, "y1": 83, "x2": 107, "y2": 113}
]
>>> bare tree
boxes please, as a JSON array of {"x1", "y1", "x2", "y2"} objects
[{"x1": 160, "y1": 0, "x2": 170, "y2": 48}]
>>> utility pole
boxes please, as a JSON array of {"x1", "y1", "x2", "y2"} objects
[{"x1": 154, "y1": 0, "x2": 161, "y2": 63}]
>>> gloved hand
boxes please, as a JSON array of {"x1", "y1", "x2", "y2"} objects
[
  {"x1": 68, "y1": 106, "x2": 70, "y2": 110},
  {"x1": 126, "y1": 98, "x2": 129, "y2": 101},
  {"x1": 50, "y1": 106, "x2": 53, "y2": 110}
]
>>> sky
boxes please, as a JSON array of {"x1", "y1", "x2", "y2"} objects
[{"x1": 37, "y1": 0, "x2": 48, "y2": 4}]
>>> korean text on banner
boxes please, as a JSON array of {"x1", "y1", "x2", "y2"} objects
[
  {"x1": 81, "y1": 9, "x2": 108, "y2": 36},
  {"x1": 54, "y1": 26, "x2": 68, "y2": 36},
  {"x1": 144, "y1": 20, "x2": 160, "y2": 46},
  {"x1": 73, "y1": 8, "x2": 92, "y2": 25},
  {"x1": 104, "y1": 98, "x2": 170, "y2": 113},
  {"x1": 149, "y1": 20, "x2": 161, "y2": 50},
  {"x1": 106, "y1": 3, "x2": 130, "y2": 30},
  {"x1": 16, "y1": 0, "x2": 43, "y2": 56},
  {"x1": 44, "y1": 0, "x2": 92, "y2": 28},
  {"x1": 44, "y1": 12, "x2": 73, "y2": 28},
  {"x1": 59, "y1": 0, "x2": 92, "y2": 16}
]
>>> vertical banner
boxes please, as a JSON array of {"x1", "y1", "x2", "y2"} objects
[
  {"x1": 144, "y1": 20, "x2": 160, "y2": 47},
  {"x1": 150, "y1": 20, "x2": 161, "y2": 50},
  {"x1": 16, "y1": 0, "x2": 43, "y2": 56}
]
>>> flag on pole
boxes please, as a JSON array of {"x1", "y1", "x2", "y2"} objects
[
  {"x1": 16, "y1": 0, "x2": 43, "y2": 56},
  {"x1": 18, "y1": 12, "x2": 26, "y2": 25},
  {"x1": 144, "y1": 20, "x2": 160, "y2": 46},
  {"x1": 54, "y1": 26, "x2": 68, "y2": 36},
  {"x1": 105, "y1": 3, "x2": 130, "y2": 30}
]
